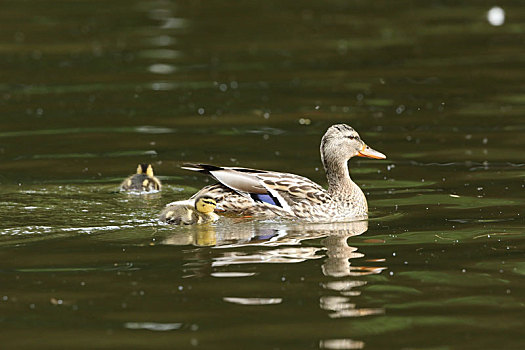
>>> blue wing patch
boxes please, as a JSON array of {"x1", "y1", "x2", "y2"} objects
[{"x1": 250, "y1": 193, "x2": 280, "y2": 206}]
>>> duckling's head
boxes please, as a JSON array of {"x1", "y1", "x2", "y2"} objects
[
  {"x1": 320, "y1": 124, "x2": 386, "y2": 168},
  {"x1": 194, "y1": 196, "x2": 217, "y2": 214},
  {"x1": 136, "y1": 164, "x2": 155, "y2": 177}
]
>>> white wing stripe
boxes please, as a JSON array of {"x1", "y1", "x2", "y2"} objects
[{"x1": 263, "y1": 184, "x2": 294, "y2": 214}]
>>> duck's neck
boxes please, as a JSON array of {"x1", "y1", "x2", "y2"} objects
[{"x1": 323, "y1": 157, "x2": 356, "y2": 195}]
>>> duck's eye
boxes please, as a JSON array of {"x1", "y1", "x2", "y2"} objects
[
  {"x1": 347, "y1": 135, "x2": 357, "y2": 140},
  {"x1": 202, "y1": 199, "x2": 215, "y2": 207}
]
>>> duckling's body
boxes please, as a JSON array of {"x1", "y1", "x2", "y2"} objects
[
  {"x1": 183, "y1": 124, "x2": 386, "y2": 222},
  {"x1": 121, "y1": 164, "x2": 161, "y2": 192},
  {"x1": 160, "y1": 196, "x2": 219, "y2": 225}
]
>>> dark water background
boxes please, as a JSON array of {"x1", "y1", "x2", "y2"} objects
[{"x1": 1, "y1": 1, "x2": 524, "y2": 349}]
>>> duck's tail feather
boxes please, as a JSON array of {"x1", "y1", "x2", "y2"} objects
[{"x1": 182, "y1": 163, "x2": 223, "y2": 173}]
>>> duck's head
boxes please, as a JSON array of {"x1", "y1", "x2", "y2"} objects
[
  {"x1": 136, "y1": 164, "x2": 155, "y2": 177},
  {"x1": 320, "y1": 124, "x2": 386, "y2": 168},
  {"x1": 194, "y1": 196, "x2": 218, "y2": 214}
]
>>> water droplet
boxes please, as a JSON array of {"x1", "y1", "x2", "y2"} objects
[
  {"x1": 487, "y1": 6, "x2": 505, "y2": 26},
  {"x1": 148, "y1": 63, "x2": 176, "y2": 74},
  {"x1": 299, "y1": 118, "x2": 311, "y2": 125}
]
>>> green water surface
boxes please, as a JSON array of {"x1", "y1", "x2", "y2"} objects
[{"x1": 1, "y1": 1, "x2": 524, "y2": 349}]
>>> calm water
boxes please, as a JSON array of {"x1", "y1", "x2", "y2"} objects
[{"x1": 1, "y1": 1, "x2": 524, "y2": 349}]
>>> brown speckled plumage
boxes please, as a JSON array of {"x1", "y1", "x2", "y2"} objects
[{"x1": 185, "y1": 124, "x2": 386, "y2": 222}]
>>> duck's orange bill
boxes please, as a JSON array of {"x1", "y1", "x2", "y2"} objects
[{"x1": 358, "y1": 145, "x2": 386, "y2": 159}]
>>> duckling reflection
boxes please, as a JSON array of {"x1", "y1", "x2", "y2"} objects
[
  {"x1": 160, "y1": 196, "x2": 219, "y2": 225},
  {"x1": 121, "y1": 164, "x2": 161, "y2": 192},
  {"x1": 162, "y1": 224, "x2": 217, "y2": 246}
]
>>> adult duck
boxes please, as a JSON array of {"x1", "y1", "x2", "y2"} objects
[{"x1": 183, "y1": 124, "x2": 385, "y2": 222}]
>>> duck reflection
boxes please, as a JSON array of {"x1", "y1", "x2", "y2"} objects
[
  {"x1": 163, "y1": 220, "x2": 370, "y2": 268},
  {"x1": 161, "y1": 219, "x2": 385, "y2": 318}
]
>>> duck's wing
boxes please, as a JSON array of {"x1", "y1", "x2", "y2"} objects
[
  {"x1": 256, "y1": 172, "x2": 331, "y2": 206},
  {"x1": 183, "y1": 164, "x2": 268, "y2": 194},
  {"x1": 183, "y1": 163, "x2": 330, "y2": 214},
  {"x1": 190, "y1": 183, "x2": 265, "y2": 214}
]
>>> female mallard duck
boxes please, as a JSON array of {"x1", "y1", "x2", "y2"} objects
[
  {"x1": 120, "y1": 164, "x2": 161, "y2": 192},
  {"x1": 160, "y1": 196, "x2": 219, "y2": 225},
  {"x1": 183, "y1": 124, "x2": 386, "y2": 222}
]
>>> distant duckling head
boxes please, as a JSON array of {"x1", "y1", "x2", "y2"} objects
[{"x1": 195, "y1": 196, "x2": 217, "y2": 214}]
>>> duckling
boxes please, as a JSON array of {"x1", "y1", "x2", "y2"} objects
[
  {"x1": 160, "y1": 196, "x2": 219, "y2": 225},
  {"x1": 120, "y1": 164, "x2": 161, "y2": 192}
]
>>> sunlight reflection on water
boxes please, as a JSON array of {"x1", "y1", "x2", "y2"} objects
[
  {"x1": 320, "y1": 338, "x2": 365, "y2": 350},
  {"x1": 124, "y1": 322, "x2": 183, "y2": 331},
  {"x1": 223, "y1": 297, "x2": 283, "y2": 305},
  {"x1": 487, "y1": 6, "x2": 505, "y2": 26}
]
